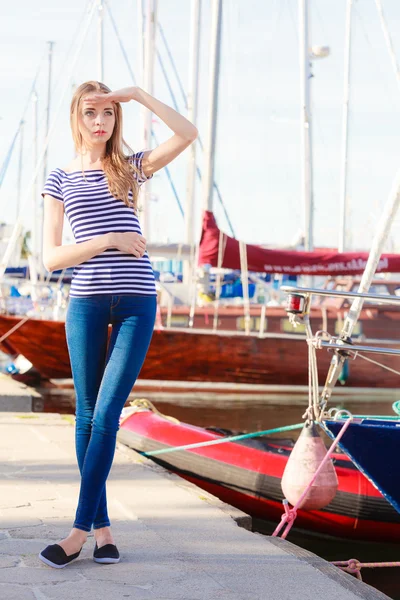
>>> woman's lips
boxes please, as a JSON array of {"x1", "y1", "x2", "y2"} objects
[{"x1": 94, "y1": 131, "x2": 106, "y2": 135}]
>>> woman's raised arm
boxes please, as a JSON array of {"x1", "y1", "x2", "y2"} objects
[{"x1": 84, "y1": 86, "x2": 199, "y2": 177}]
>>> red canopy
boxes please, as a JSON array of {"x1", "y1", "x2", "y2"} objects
[{"x1": 199, "y1": 211, "x2": 400, "y2": 276}]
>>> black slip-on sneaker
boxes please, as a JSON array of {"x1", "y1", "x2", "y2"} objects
[
  {"x1": 93, "y1": 541, "x2": 120, "y2": 564},
  {"x1": 39, "y1": 543, "x2": 82, "y2": 568}
]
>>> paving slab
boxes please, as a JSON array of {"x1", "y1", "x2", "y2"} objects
[
  {"x1": 0, "y1": 411, "x2": 391, "y2": 600},
  {"x1": 0, "y1": 374, "x2": 41, "y2": 411}
]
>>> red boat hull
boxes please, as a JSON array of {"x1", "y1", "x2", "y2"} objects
[{"x1": 118, "y1": 410, "x2": 400, "y2": 542}]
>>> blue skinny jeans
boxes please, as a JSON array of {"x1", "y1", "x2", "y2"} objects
[{"x1": 65, "y1": 294, "x2": 156, "y2": 533}]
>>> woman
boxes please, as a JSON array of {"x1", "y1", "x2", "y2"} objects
[{"x1": 39, "y1": 81, "x2": 197, "y2": 568}]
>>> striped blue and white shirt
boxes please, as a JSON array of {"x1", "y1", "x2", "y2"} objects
[{"x1": 41, "y1": 151, "x2": 157, "y2": 298}]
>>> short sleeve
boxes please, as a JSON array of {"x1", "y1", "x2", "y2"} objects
[
  {"x1": 41, "y1": 169, "x2": 63, "y2": 202},
  {"x1": 129, "y1": 151, "x2": 153, "y2": 186}
]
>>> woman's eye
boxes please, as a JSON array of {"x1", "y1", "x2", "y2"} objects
[
  {"x1": 85, "y1": 111, "x2": 93, "y2": 116},
  {"x1": 106, "y1": 111, "x2": 113, "y2": 116}
]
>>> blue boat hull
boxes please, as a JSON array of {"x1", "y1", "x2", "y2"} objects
[{"x1": 323, "y1": 418, "x2": 400, "y2": 515}]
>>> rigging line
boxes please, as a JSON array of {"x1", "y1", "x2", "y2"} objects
[
  {"x1": 267, "y1": 0, "x2": 285, "y2": 44},
  {"x1": 104, "y1": 0, "x2": 183, "y2": 218},
  {"x1": 151, "y1": 130, "x2": 184, "y2": 217},
  {"x1": 50, "y1": 0, "x2": 98, "y2": 101},
  {"x1": 375, "y1": 0, "x2": 400, "y2": 98},
  {"x1": 312, "y1": 0, "x2": 344, "y2": 81},
  {"x1": 157, "y1": 21, "x2": 188, "y2": 109},
  {"x1": 108, "y1": 2, "x2": 234, "y2": 236},
  {"x1": 26, "y1": 0, "x2": 96, "y2": 136},
  {"x1": 354, "y1": 351, "x2": 400, "y2": 377},
  {"x1": 104, "y1": 0, "x2": 137, "y2": 85},
  {"x1": 12, "y1": 49, "x2": 47, "y2": 131},
  {"x1": 352, "y1": 2, "x2": 400, "y2": 228},
  {"x1": 312, "y1": 110, "x2": 339, "y2": 199},
  {"x1": 14, "y1": 0, "x2": 100, "y2": 175},
  {"x1": 0, "y1": 0, "x2": 97, "y2": 197},
  {"x1": 35, "y1": 0, "x2": 99, "y2": 137},
  {"x1": 156, "y1": 49, "x2": 179, "y2": 112},
  {"x1": 107, "y1": 2, "x2": 232, "y2": 233},
  {"x1": 0, "y1": 128, "x2": 20, "y2": 189},
  {"x1": 212, "y1": 181, "x2": 235, "y2": 237},
  {"x1": 0, "y1": 48, "x2": 46, "y2": 189},
  {"x1": 286, "y1": 0, "x2": 298, "y2": 45},
  {"x1": 0, "y1": 0, "x2": 98, "y2": 280},
  {"x1": 156, "y1": 18, "x2": 235, "y2": 237},
  {"x1": 353, "y1": 2, "x2": 397, "y2": 108}
]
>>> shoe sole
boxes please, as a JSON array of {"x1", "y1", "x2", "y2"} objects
[
  {"x1": 39, "y1": 552, "x2": 80, "y2": 569},
  {"x1": 93, "y1": 556, "x2": 120, "y2": 564}
]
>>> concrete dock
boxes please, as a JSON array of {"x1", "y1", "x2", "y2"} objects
[
  {"x1": 0, "y1": 373, "x2": 42, "y2": 412},
  {"x1": 0, "y1": 411, "x2": 390, "y2": 600}
]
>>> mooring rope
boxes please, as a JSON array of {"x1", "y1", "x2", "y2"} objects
[
  {"x1": 332, "y1": 558, "x2": 400, "y2": 581},
  {"x1": 140, "y1": 422, "x2": 304, "y2": 457},
  {"x1": 272, "y1": 413, "x2": 353, "y2": 540},
  {"x1": 122, "y1": 398, "x2": 304, "y2": 456}
]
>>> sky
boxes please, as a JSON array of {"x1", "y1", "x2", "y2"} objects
[{"x1": 2, "y1": 0, "x2": 400, "y2": 253}]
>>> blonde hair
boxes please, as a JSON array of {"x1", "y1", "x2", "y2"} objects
[{"x1": 70, "y1": 81, "x2": 141, "y2": 212}]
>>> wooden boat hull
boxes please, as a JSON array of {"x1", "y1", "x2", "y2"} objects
[
  {"x1": 0, "y1": 314, "x2": 398, "y2": 387},
  {"x1": 118, "y1": 409, "x2": 400, "y2": 542},
  {"x1": 161, "y1": 303, "x2": 400, "y2": 340}
]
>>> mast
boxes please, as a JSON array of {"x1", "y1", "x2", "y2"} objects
[
  {"x1": 31, "y1": 90, "x2": 39, "y2": 275},
  {"x1": 42, "y1": 42, "x2": 54, "y2": 191},
  {"x1": 39, "y1": 40, "x2": 54, "y2": 280},
  {"x1": 98, "y1": 0, "x2": 104, "y2": 81},
  {"x1": 0, "y1": 0, "x2": 98, "y2": 280},
  {"x1": 321, "y1": 166, "x2": 400, "y2": 405},
  {"x1": 189, "y1": 0, "x2": 222, "y2": 328},
  {"x1": 299, "y1": 0, "x2": 313, "y2": 251},
  {"x1": 137, "y1": 0, "x2": 144, "y2": 86},
  {"x1": 201, "y1": 0, "x2": 222, "y2": 213},
  {"x1": 184, "y1": 0, "x2": 201, "y2": 285},
  {"x1": 338, "y1": 0, "x2": 353, "y2": 252},
  {"x1": 16, "y1": 120, "x2": 24, "y2": 221},
  {"x1": 140, "y1": 0, "x2": 157, "y2": 240}
]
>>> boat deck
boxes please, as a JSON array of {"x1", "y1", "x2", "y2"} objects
[{"x1": 0, "y1": 411, "x2": 389, "y2": 600}]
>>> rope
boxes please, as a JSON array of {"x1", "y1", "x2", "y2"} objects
[
  {"x1": 356, "y1": 351, "x2": 400, "y2": 377},
  {"x1": 141, "y1": 422, "x2": 304, "y2": 457},
  {"x1": 305, "y1": 318, "x2": 321, "y2": 422},
  {"x1": 0, "y1": 0, "x2": 98, "y2": 280},
  {"x1": 289, "y1": 312, "x2": 321, "y2": 422},
  {"x1": 121, "y1": 399, "x2": 304, "y2": 456},
  {"x1": 272, "y1": 415, "x2": 353, "y2": 540},
  {"x1": 0, "y1": 315, "x2": 31, "y2": 344},
  {"x1": 156, "y1": 21, "x2": 235, "y2": 237},
  {"x1": 239, "y1": 240, "x2": 251, "y2": 336},
  {"x1": 332, "y1": 558, "x2": 400, "y2": 582},
  {"x1": 123, "y1": 398, "x2": 180, "y2": 425},
  {"x1": 212, "y1": 229, "x2": 227, "y2": 332},
  {"x1": 104, "y1": 0, "x2": 185, "y2": 219},
  {"x1": 375, "y1": 0, "x2": 400, "y2": 98},
  {"x1": 310, "y1": 330, "x2": 400, "y2": 379}
]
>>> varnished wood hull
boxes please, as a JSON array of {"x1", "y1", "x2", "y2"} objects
[
  {"x1": 161, "y1": 304, "x2": 400, "y2": 341},
  {"x1": 0, "y1": 314, "x2": 398, "y2": 388}
]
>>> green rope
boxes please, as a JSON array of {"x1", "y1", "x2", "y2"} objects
[
  {"x1": 352, "y1": 415, "x2": 400, "y2": 421},
  {"x1": 139, "y1": 422, "x2": 305, "y2": 457},
  {"x1": 330, "y1": 401, "x2": 400, "y2": 420}
]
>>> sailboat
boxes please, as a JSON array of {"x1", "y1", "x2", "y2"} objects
[{"x1": 1, "y1": 0, "x2": 400, "y2": 398}]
